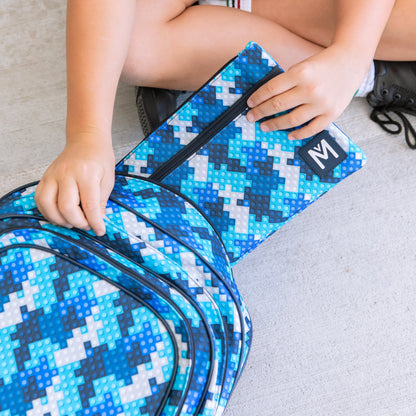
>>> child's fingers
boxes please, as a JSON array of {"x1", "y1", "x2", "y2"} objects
[
  {"x1": 247, "y1": 72, "x2": 295, "y2": 108},
  {"x1": 57, "y1": 177, "x2": 90, "y2": 230},
  {"x1": 78, "y1": 178, "x2": 106, "y2": 236},
  {"x1": 246, "y1": 87, "x2": 302, "y2": 123},
  {"x1": 35, "y1": 180, "x2": 72, "y2": 228},
  {"x1": 99, "y1": 178, "x2": 113, "y2": 217},
  {"x1": 288, "y1": 115, "x2": 330, "y2": 141},
  {"x1": 258, "y1": 104, "x2": 317, "y2": 134}
]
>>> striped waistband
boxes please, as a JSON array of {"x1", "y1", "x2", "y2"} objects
[{"x1": 198, "y1": 0, "x2": 251, "y2": 12}]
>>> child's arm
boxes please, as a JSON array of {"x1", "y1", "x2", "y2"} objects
[
  {"x1": 247, "y1": 0, "x2": 396, "y2": 140},
  {"x1": 35, "y1": 0, "x2": 136, "y2": 236}
]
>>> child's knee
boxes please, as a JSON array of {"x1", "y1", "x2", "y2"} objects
[
  {"x1": 121, "y1": 44, "x2": 168, "y2": 86},
  {"x1": 121, "y1": 0, "x2": 195, "y2": 85}
]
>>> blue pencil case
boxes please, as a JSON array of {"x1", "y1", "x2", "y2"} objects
[{"x1": 116, "y1": 41, "x2": 367, "y2": 264}]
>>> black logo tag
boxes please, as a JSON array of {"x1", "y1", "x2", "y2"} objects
[{"x1": 298, "y1": 131, "x2": 348, "y2": 178}]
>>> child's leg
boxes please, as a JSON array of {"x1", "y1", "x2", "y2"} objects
[
  {"x1": 121, "y1": 0, "x2": 415, "y2": 92},
  {"x1": 121, "y1": 0, "x2": 323, "y2": 90},
  {"x1": 251, "y1": 0, "x2": 416, "y2": 61}
]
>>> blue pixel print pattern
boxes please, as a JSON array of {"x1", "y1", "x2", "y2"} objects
[
  {"x1": 0, "y1": 225, "x2": 205, "y2": 416},
  {"x1": 0, "y1": 175, "x2": 252, "y2": 416},
  {"x1": 115, "y1": 42, "x2": 366, "y2": 263},
  {"x1": 110, "y1": 175, "x2": 234, "y2": 294},
  {"x1": 160, "y1": 117, "x2": 366, "y2": 263},
  {"x1": 117, "y1": 42, "x2": 279, "y2": 177},
  {"x1": 0, "y1": 246, "x2": 175, "y2": 416}
]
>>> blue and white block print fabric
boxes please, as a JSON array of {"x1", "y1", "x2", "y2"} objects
[
  {"x1": 116, "y1": 42, "x2": 366, "y2": 264},
  {"x1": 0, "y1": 175, "x2": 251, "y2": 416},
  {"x1": 0, "y1": 247, "x2": 176, "y2": 416},
  {"x1": 118, "y1": 43, "x2": 278, "y2": 175}
]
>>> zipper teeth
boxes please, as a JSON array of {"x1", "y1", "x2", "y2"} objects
[{"x1": 150, "y1": 65, "x2": 283, "y2": 182}]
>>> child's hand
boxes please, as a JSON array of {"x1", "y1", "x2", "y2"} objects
[
  {"x1": 35, "y1": 132, "x2": 115, "y2": 236},
  {"x1": 246, "y1": 45, "x2": 368, "y2": 140}
]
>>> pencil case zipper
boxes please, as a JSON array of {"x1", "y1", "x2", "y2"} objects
[{"x1": 150, "y1": 64, "x2": 283, "y2": 182}]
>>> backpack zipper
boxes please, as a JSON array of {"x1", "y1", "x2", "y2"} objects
[{"x1": 150, "y1": 65, "x2": 283, "y2": 182}]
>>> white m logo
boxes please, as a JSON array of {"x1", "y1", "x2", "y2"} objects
[{"x1": 307, "y1": 139, "x2": 339, "y2": 170}]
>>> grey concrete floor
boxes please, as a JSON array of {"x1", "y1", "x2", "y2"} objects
[{"x1": 1, "y1": 1, "x2": 416, "y2": 415}]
